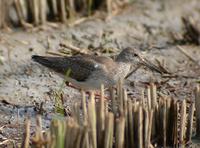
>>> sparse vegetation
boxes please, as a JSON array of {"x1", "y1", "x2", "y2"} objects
[
  {"x1": 0, "y1": 0, "x2": 130, "y2": 29},
  {"x1": 21, "y1": 82, "x2": 199, "y2": 147}
]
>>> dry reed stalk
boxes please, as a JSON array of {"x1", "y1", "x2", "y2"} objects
[
  {"x1": 66, "y1": 119, "x2": 80, "y2": 148},
  {"x1": 144, "y1": 108, "x2": 149, "y2": 148},
  {"x1": 81, "y1": 90, "x2": 88, "y2": 124},
  {"x1": 123, "y1": 89, "x2": 129, "y2": 148},
  {"x1": 138, "y1": 105, "x2": 143, "y2": 148},
  {"x1": 150, "y1": 83, "x2": 157, "y2": 109},
  {"x1": 68, "y1": 0, "x2": 76, "y2": 19},
  {"x1": 36, "y1": 115, "x2": 44, "y2": 142},
  {"x1": 50, "y1": 119, "x2": 65, "y2": 147},
  {"x1": 32, "y1": 0, "x2": 40, "y2": 25},
  {"x1": 87, "y1": 0, "x2": 93, "y2": 15},
  {"x1": 163, "y1": 99, "x2": 167, "y2": 148},
  {"x1": 110, "y1": 87, "x2": 117, "y2": 114},
  {"x1": 147, "y1": 86, "x2": 151, "y2": 110},
  {"x1": 141, "y1": 89, "x2": 146, "y2": 108},
  {"x1": 157, "y1": 98, "x2": 166, "y2": 146},
  {"x1": 180, "y1": 100, "x2": 187, "y2": 146},
  {"x1": 60, "y1": 0, "x2": 67, "y2": 23},
  {"x1": 73, "y1": 102, "x2": 80, "y2": 124},
  {"x1": 127, "y1": 100, "x2": 134, "y2": 148},
  {"x1": 60, "y1": 42, "x2": 90, "y2": 54},
  {"x1": 117, "y1": 79, "x2": 124, "y2": 114},
  {"x1": 39, "y1": 0, "x2": 47, "y2": 25},
  {"x1": 104, "y1": 112, "x2": 114, "y2": 148},
  {"x1": 0, "y1": 1, "x2": 2, "y2": 28},
  {"x1": 195, "y1": 85, "x2": 200, "y2": 137},
  {"x1": 65, "y1": 119, "x2": 73, "y2": 148},
  {"x1": 115, "y1": 116, "x2": 125, "y2": 148},
  {"x1": 51, "y1": 0, "x2": 58, "y2": 16},
  {"x1": 149, "y1": 83, "x2": 157, "y2": 142},
  {"x1": 0, "y1": 0, "x2": 7, "y2": 28},
  {"x1": 31, "y1": 115, "x2": 45, "y2": 147},
  {"x1": 147, "y1": 109, "x2": 153, "y2": 147},
  {"x1": 88, "y1": 92, "x2": 97, "y2": 148},
  {"x1": 97, "y1": 84, "x2": 105, "y2": 146},
  {"x1": 100, "y1": 84, "x2": 105, "y2": 131},
  {"x1": 14, "y1": 0, "x2": 24, "y2": 24},
  {"x1": 21, "y1": 118, "x2": 31, "y2": 148},
  {"x1": 186, "y1": 101, "x2": 195, "y2": 142},
  {"x1": 16, "y1": 0, "x2": 33, "y2": 28},
  {"x1": 177, "y1": 46, "x2": 200, "y2": 68},
  {"x1": 75, "y1": 127, "x2": 82, "y2": 148},
  {"x1": 107, "y1": 0, "x2": 112, "y2": 15},
  {"x1": 82, "y1": 124, "x2": 89, "y2": 148}
]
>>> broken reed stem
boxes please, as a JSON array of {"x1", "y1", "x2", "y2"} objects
[
  {"x1": 81, "y1": 90, "x2": 88, "y2": 124},
  {"x1": 180, "y1": 100, "x2": 187, "y2": 146},
  {"x1": 107, "y1": 0, "x2": 112, "y2": 15},
  {"x1": 186, "y1": 101, "x2": 195, "y2": 142},
  {"x1": 138, "y1": 106, "x2": 143, "y2": 148},
  {"x1": 60, "y1": 0, "x2": 67, "y2": 23},
  {"x1": 104, "y1": 113, "x2": 114, "y2": 148},
  {"x1": 100, "y1": 84, "x2": 105, "y2": 131},
  {"x1": 128, "y1": 100, "x2": 134, "y2": 148},
  {"x1": 147, "y1": 109, "x2": 153, "y2": 147},
  {"x1": 0, "y1": 0, "x2": 130, "y2": 28},
  {"x1": 163, "y1": 100, "x2": 167, "y2": 148},
  {"x1": 14, "y1": 0, "x2": 24, "y2": 25},
  {"x1": 147, "y1": 86, "x2": 151, "y2": 110},
  {"x1": 36, "y1": 115, "x2": 44, "y2": 142},
  {"x1": 40, "y1": 0, "x2": 47, "y2": 24},
  {"x1": 73, "y1": 102, "x2": 80, "y2": 124},
  {"x1": 150, "y1": 83, "x2": 157, "y2": 109},
  {"x1": 32, "y1": 0, "x2": 40, "y2": 25},
  {"x1": 195, "y1": 85, "x2": 200, "y2": 137},
  {"x1": 115, "y1": 116, "x2": 125, "y2": 148},
  {"x1": 88, "y1": 92, "x2": 97, "y2": 148},
  {"x1": 144, "y1": 108, "x2": 149, "y2": 148},
  {"x1": 51, "y1": 0, "x2": 58, "y2": 16},
  {"x1": 97, "y1": 84, "x2": 105, "y2": 146},
  {"x1": 21, "y1": 118, "x2": 31, "y2": 148},
  {"x1": 82, "y1": 124, "x2": 89, "y2": 148},
  {"x1": 28, "y1": 82, "x2": 195, "y2": 147},
  {"x1": 110, "y1": 86, "x2": 117, "y2": 114},
  {"x1": 118, "y1": 78, "x2": 124, "y2": 114}
]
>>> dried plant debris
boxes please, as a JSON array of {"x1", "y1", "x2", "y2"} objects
[
  {"x1": 0, "y1": 0, "x2": 131, "y2": 29},
  {"x1": 182, "y1": 16, "x2": 200, "y2": 45},
  {"x1": 173, "y1": 16, "x2": 200, "y2": 45},
  {"x1": 19, "y1": 82, "x2": 198, "y2": 148}
]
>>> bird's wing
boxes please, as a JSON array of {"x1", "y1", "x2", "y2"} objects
[{"x1": 32, "y1": 55, "x2": 113, "y2": 81}]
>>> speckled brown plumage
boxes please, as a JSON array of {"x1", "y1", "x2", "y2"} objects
[{"x1": 32, "y1": 48, "x2": 162, "y2": 90}]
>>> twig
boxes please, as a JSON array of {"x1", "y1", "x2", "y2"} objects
[
  {"x1": 177, "y1": 45, "x2": 200, "y2": 68},
  {"x1": 46, "y1": 50, "x2": 67, "y2": 56},
  {"x1": 59, "y1": 42, "x2": 91, "y2": 54}
]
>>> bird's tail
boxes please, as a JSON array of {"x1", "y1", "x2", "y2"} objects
[
  {"x1": 32, "y1": 55, "x2": 52, "y2": 67},
  {"x1": 32, "y1": 55, "x2": 66, "y2": 73}
]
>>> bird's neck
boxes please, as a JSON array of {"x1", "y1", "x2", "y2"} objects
[{"x1": 115, "y1": 61, "x2": 132, "y2": 79}]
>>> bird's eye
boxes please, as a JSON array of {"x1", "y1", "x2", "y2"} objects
[{"x1": 133, "y1": 53, "x2": 138, "y2": 56}]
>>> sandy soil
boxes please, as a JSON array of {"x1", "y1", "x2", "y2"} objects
[{"x1": 0, "y1": 0, "x2": 200, "y2": 146}]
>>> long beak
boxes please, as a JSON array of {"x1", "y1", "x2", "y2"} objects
[{"x1": 138, "y1": 55, "x2": 164, "y2": 74}]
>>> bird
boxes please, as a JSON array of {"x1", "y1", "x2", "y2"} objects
[{"x1": 32, "y1": 48, "x2": 163, "y2": 91}]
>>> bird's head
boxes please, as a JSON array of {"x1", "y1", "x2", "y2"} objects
[{"x1": 116, "y1": 47, "x2": 142, "y2": 64}]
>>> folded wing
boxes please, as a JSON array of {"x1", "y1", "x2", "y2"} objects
[{"x1": 32, "y1": 55, "x2": 101, "y2": 81}]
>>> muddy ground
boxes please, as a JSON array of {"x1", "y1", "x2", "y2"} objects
[{"x1": 0, "y1": 0, "x2": 200, "y2": 146}]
